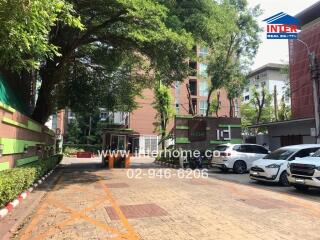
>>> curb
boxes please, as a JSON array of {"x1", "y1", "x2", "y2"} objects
[{"x1": 0, "y1": 167, "x2": 56, "y2": 220}]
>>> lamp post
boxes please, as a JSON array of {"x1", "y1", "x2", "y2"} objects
[{"x1": 296, "y1": 39, "x2": 320, "y2": 143}]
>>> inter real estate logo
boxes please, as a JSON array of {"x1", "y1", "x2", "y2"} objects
[{"x1": 263, "y1": 12, "x2": 300, "y2": 39}]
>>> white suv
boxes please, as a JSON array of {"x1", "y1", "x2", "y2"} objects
[
  {"x1": 250, "y1": 144, "x2": 320, "y2": 186},
  {"x1": 211, "y1": 144, "x2": 269, "y2": 174},
  {"x1": 287, "y1": 149, "x2": 320, "y2": 191}
]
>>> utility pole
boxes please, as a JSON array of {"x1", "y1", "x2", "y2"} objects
[
  {"x1": 309, "y1": 52, "x2": 320, "y2": 143},
  {"x1": 296, "y1": 39, "x2": 320, "y2": 143},
  {"x1": 274, "y1": 85, "x2": 278, "y2": 121}
]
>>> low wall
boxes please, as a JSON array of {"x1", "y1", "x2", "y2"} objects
[
  {"x1": 0, "y1": 102, "x2": 55, "y2": 170},
  {"x1": 174, "y1": 116, "x2": 242, "y2": 150}
]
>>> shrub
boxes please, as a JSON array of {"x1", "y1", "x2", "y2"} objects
[
  {"x1": 63, "y1": 146, "x2": 83, "y2": 157},
  {"x1": 63, "y1": 144, "x2": 101, "y2": 155},
  {"x1": 0, "y1": 154, "x2": 63, "y2": 208}
]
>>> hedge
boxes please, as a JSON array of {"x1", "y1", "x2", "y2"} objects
[
  {"x1": 63, "y1": 144, "x2": 102, "y2": 153},
  {"x1": 63, "y1": 144, "x2": 101, "y2": 155},
  {"x1": 0, "y1": 154, "x2": 63, "y2": 208}
]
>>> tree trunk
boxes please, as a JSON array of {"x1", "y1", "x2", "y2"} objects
[
  {"x1": 273, "y1": 85, "x2": 278, "y2": 121},
  {"x1": 206, "y1": 88, "x2": 213, "y2": 117},
  {"x1": 229, "y1": 98, "x2": 233, "y2": 118},
  {"x1": 215, "y1": 91, "x2": 220, "y2": 118},
  {"x1": 186, "y1": 84, "x2": 195, "y2": 115},
  {"x1": 160, "y1": 114, "x2": 166, "y2": 150},
  {"x1": 32, "y1": 77, "x2": 55, "y2": 124}
]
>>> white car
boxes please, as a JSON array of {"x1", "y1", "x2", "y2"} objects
[
  {"x1": 212, "y1": 144, "x2": 269, "y2": 174},
  {"x1": 287, "y1": 149, "x2": 320, "y2": 191},
  {"x1": 250, "y1": 144, "x2": 320, "y2": 186}
]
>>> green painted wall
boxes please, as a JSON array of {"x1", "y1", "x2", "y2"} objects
[
  {"x1": 2, "y1": 117, "x2": 43, "y2": 133},
  {"x1": 0, "y1": 75, "x2": 28, "y2": 115},
  {"x1": 0, "y1": 138, "x2": 43, "y2": 155},
  {"x1": 16, "y1": 156, "x2": 39, "y2": 167}
]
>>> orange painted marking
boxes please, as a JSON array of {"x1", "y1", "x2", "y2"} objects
[
  {"x1": 47, "y1": 198, "x2": 121, "y2": 235},
  {"x1": 19, "y1": 203, "x2": 49, "y2": 240},
  {"x1": 99, "y1": 181, "x2": 140, "y2": 240},
  {"x1": 19, "y1": 171, "x2": 140, "y2": 240}
]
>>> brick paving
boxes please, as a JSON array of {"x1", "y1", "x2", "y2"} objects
[{"x1": 11, "y1": 157, "x2": 320, "y2": 240}]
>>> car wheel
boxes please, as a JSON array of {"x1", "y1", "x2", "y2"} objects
[
  {"x1": 233, "y1": 161, "x2": 247, "y2": 174},
  {"x1": 294, "y1": 185, "x2": 309, "y2": 192},
  {"x1": 279, "y1": 171, "x2": 289, "y2": 186}
]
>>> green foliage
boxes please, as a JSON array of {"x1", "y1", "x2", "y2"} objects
[
  {"x1": 63, "y1": 144, "x2": 100, "y2": 155},
  {"x1": 209, "y1": 93, "x2": 221, "y2": 117},
  {"x1": 63, "y1": 146, "x2": 84, "y2": 157},
  {"x1": 0, "y1": 0, "x2": 82, "y2": 71},
  {"x1": 241, "y1": 87, "x2": 273, "y2": 134},
  {"x1": 153, "y1": 82, "x2": 175, "y2": 147},
  {"x1": 0, "y1": 154, "x2": 62, "y2": 208},
  {"x1": 206, "y1": 0, "x2": 262, "y2": 116},
  {"x1": 278, "y1": 96, "x2": 291, "y2": 121},
  {"x1": 64, "y1": 119, "x2": 81, "y2": 144}
]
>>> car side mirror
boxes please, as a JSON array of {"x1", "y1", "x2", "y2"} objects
[{"x1": 310, "y1": 152, "x2": 314, "y2": 156}]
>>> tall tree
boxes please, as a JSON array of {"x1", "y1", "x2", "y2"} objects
[
  {"x1": 205, "y1": 0, "x2": 262, "y2": 116},
  {"x1": 1, "y1": 0, "x2": 194, "y2": 123},
  {"x1": 251, "y1": 87, "x2": 272, "y2": 124},
  {"x1": 224, "y1": 63, "x2": 246, "y2": 117},
  {"x1": 241, "y1": 87, "x2": 273, "y2": 134}
]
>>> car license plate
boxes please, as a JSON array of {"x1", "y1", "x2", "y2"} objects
[
  {"x1": 295, "y1": 178, "x2": 305, "y2": 184},
  {"x1": 252, "y1": 171, "x2": 259, "y2": 176}
]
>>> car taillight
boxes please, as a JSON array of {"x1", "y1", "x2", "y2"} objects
[{"x1": 221, "y1": 152, "x2": 231, "y2": 157}]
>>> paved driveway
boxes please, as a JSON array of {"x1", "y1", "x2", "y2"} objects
[
  {"x1": 8, "y1": 157, "x2": 320, "y2": 240},
  {"x1": 208, "y1": 168, "x2": 320, "y2": 203}
]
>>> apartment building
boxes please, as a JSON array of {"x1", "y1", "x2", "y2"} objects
[
  {"x1": 250, "y1": 2, "x2": 320, "y2": 150},
  {"x1": 124, "y1": 46, "x2": 236, "y2": 154},
  {"x1": 243, "y1": 63, "x2": 289, "y2": 106}
]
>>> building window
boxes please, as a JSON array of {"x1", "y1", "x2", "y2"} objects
[
  {"x1": 244, "y1": 95, "x2": 250, "y2": 101},
  {"x1": 175, "y1": 102, "x2": 180, "y2": 114},
  {"x1": 175, "y1": 81, "x2": 181, "y2": 96},
  {"x1": 100, "y1": 112, "x2": 108, "y2": 121},
  {"x1": 199, "y1": 100, "x2": 208, "y2": 115},
  {"x1": 199, "y1": 47, "x2": 209, "y2": 57},
  {"x1": 199, "y1": 63, "x2": 208, "y2": 77},
  {"x1": 189, "y1": 80, "x2": 197, "y2": 96},
  {"x1": 52, "y1": 114, "x2": 57, "y2": 129},
  {"x1": 199, "y1": 80, "x2": 208, "y2": 96}
]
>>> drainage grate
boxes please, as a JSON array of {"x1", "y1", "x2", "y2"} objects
[{"x1": 106, "y1": 203, "x2": 169, "y2": 220}]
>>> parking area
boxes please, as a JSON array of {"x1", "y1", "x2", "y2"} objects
[
  {"x1": 208, "y1": 168, "x2": 320, "y2": 203},
  {"x1": 4, "y1": 157, "x2": 320, "y2": 240}
]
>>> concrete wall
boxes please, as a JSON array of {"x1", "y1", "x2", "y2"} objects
[{"x1": 267, "y1": 119, "x2": 316, "y2": 150}]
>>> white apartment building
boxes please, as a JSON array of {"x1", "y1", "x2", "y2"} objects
[{"x1": 243, "y1": 63, "x2": 290, "y2": 106}]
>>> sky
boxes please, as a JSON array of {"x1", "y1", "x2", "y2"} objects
[{"x1": 247, "y1": 0, "x2": 320, "y2": 70}]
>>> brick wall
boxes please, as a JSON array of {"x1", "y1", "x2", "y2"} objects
[
  {"x1": 0, "y1": 102, "x2": 55, "y2": 171},
  {"x1": 289, "y1": 20, "x2": 320, "y2": 119}
]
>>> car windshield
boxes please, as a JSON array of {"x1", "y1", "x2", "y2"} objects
[
  {"x1": 215, "y1": 145, "x2": 229, "y2": 151},
  {"x1": 311, "y1": 149, "x2": 320, "y2": 157},
  {"x1": 263, "y1": 149, "x2": 295, "y2": 160}
]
